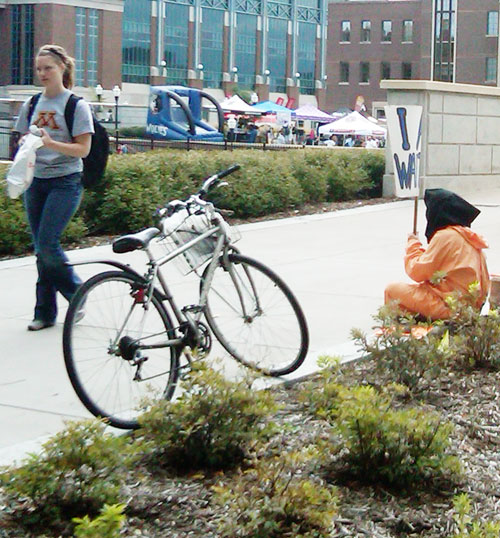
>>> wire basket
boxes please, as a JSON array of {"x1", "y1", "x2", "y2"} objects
[{"x1": 157, "y1": 208, "x2": 239, "y2": 274}]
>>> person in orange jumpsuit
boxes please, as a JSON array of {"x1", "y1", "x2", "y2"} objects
[{"x1": 385, "y1": 189, "x2": 489, "y2": 320}]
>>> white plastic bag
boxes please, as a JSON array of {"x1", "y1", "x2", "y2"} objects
[{"x1": 6, "y1": 126, "x2": 44, "y2": 199}]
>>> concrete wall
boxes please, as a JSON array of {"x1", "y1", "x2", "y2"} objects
[{"x1": 381, "y1": 79, "x2": 500, "y2": 198}]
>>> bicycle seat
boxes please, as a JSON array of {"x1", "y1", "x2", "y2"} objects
[{"x1": 112, "y1": 227, "x2": 161, "y2": 254}]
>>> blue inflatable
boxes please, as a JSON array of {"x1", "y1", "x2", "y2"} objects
[{"x1": 146, "y1": 86, "x2": 224, "y2": 141}]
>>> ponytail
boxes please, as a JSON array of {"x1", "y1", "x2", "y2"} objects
[{"x1": 37, "y1": 44, "x2": 75, "y2": 89}]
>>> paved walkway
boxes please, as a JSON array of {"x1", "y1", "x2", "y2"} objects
[{"x1": 2, "y1": 194, "x2": 500, "y2": 465}]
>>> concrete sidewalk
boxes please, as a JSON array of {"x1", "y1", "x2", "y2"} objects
[{"x1": 2, "y1": 195, "x2": 500, "y2": 466}]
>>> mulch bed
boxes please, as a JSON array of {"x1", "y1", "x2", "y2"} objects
[
  {"x1": 2, "y1": 350, "x2": 499, "y2": 537},
  {"x1": 87, "y1": 355, "x2": 498, "y2": 538}
]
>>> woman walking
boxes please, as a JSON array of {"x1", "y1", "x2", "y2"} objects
[{"x1": 14, "y1": 44, "x2": 94, "y2": 330}]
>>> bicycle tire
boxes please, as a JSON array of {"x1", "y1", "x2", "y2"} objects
[
  {"x1": 63, "y1": 270, "x2": 179, "y2": 430},
  {"x1": 202, "y1": 254, "x2": 309, "y2": 376}
]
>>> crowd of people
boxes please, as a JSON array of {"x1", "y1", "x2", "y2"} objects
[{"x1": 224, "y1": 117, "x2": 385, "y2": 148}]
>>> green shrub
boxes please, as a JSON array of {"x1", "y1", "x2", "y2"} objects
[
  {"x1": 351, "y1": 303, "x2": 448, "y2": 391},
  {"x1": 301, "y1": 359, "x2": 461, "y2": 489},
  {"x1": 137, "y1": 363, "x2": 279, "y2": 471},
  {"x1": 444, "y1": 286, "x2": 500, "y2": 370},
  {"x1": 0, "y1": 420, "x2": 137, "y2": 529},
  {"x1": 289, "y1": 150, "x2": 329, "y2": 203},
  {"x1": 214, "y1": 451, "x2": 338, "y2": 537},
  {"x1": 1, "y1": 148, "x2": 387, "y2": 256},
  {"x1": 73, "y1": 503, "x2": 126, "y2": 538},
  {"x1": 356, "y1": 150, "x2": 385, "y2": 197},
  {"x1": 325, "y1": 151, "x2": 373, "y2": 201},
  {"x1": 0, "y1": 197, "x2": 32, "y2": 256},
  {"x1": 452, "y1": 493, "x2": 500, "y2": 537}
]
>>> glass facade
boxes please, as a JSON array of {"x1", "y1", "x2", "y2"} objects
[
  {"x1": 11, "y1": 4, "x2": 34, "y2": 85},
  {"x1": 164, "y1": 3, "x2": 189, "y2": 85},
  {"x1": 88, "y1": 9, "x2": 99, "y2": 86},
  {"x1": 75, "y1": 8, "x2": 99, "y2": 86},
  {"x1": 433, "y1": 0, "x2": 456, "y2": 82},
  {"x1": 297, "y1": 22, "x2": 316, "y2": 94},
  {"x1": 122, "y1": 0, "x2": 151, "y2": 84},
  {"x1": 235, "y1": 13, "x2": 257, "y2": 88},
  {"x1": 268, "y1": 17, "x2": 287, "y2": 92},
  {"x1": 201, "y1": 8, "x2": 224, "y2": 88},
  {"x1": 75, "y1": 8, "x2": 86, "y2": 85}
]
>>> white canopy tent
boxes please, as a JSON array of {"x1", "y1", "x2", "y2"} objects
[
  {"x1": 219, "y1": 95, "x2": 262, "y2": 115},
  {"x1": 318, "y1": 111, "x2": 387, "y2": 137}
]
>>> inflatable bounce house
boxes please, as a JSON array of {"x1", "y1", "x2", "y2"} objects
[{"x1": 146, "y1": 86, "x2": 224, "y2": 141}]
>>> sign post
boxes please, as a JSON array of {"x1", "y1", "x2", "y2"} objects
[{"x1": 384, "y1": 105, "x2": 423, "y2": 234}]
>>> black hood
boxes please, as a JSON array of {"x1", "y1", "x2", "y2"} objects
[{"x1": 424, "y1": 189, "x2": 480, "y2": 242}]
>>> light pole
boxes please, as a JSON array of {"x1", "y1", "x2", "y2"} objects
[
  {"x1": 95, "y1": 83, "x2": 103, "y2": 119},
  {"x1": 231, "y1": 66, "x2": 238, "y2": 83},
  {"x1": 112, "y1": 84, "x2": 121, "y2": 150},
  {"x1": 95, "y1": 83, "x2": 103, "y2": 103}
]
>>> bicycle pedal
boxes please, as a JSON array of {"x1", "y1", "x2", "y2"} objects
[{"x1": 182, "y1": 304, "x2": 203, "y2": 314}]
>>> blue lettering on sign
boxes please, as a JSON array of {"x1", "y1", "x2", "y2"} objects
[
  {"x1": 396, "y1": 107, "x2": 410, "y2": 151},
  {"x1": 393, "y1": 106, "x2": 422, "y2": 190},
  {"x1": 394, "y1": 151, "x2": 421, "y2": 189}
]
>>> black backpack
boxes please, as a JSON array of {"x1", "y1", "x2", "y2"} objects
[{"x1": 27, "y1": 92, "x2": 109, "y2": 188}]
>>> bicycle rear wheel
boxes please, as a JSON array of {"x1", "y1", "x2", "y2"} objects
[
  {"x1": 202, "y1": 254, "x2": 309, "y2": 376},
  {"x1": 63, "y1": 270, "x2": 179, "y2": 430}
]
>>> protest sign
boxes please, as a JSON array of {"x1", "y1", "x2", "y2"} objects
[{"x1": 385, "y1": 105, "x2": 422, "y2": 198}]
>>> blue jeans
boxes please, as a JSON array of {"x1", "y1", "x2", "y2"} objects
[{"x1": 24, "y1": 173, "x2": 83, "y2": 323}]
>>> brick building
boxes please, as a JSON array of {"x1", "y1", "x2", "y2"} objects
[
  {"x1": 0, "y1": 0, "x2": 328, "y2": 107},
  {"x1": 327, "y1": 0, "x2": 500, "y2": 117}
]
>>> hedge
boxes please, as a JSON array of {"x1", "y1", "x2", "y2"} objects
[{"x1": 0, "y1": 148, "x2": 384, "y2": 257}]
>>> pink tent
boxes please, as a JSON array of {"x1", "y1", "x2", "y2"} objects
[{"x1": 292, "y1": 104, "x2": 335, "y2": 122}]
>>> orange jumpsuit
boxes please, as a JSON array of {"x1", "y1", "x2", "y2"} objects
[{"x1": 385, "y1": 225, "x2": 489, "y2": 320}]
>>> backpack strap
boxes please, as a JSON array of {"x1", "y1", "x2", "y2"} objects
[
  {"x1": 64, "y1": 93, "x2": 82, "y2": 137},
  {"x1": 27, "y1": 92, "x2": 42, "y2": 125}
]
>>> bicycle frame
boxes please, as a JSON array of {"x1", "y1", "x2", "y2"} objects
[{"x1": 69, "y1": 212, "x2": 241, "y2": 358}]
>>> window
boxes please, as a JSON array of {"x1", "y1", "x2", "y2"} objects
[
  {"x1": 360, "y1": 62, "x2": 369, "y2": 83},
  {"x1": 122, "y1": 0, "x2": 151, "y2": 84},
  {"x1": 11, "y1": 4, "x2": 34, "y2": 85},
  {"x1": 433, "y1": 0, "x2": 456, "y2": 82},
  {"x1": 340, "y1": 61, "x2": 349, "y2": 83},
  {"x1": 298, "y1": 21, "x2": 316, "y2": 95},
  {"x1": 361, "y1": 20, "x2": 371, "y2": 42},
  {"x1": 341, "y1": 20, "x2": 351, "y2": 42},
  {"x1": 267, "y1": 17, "x2": 287, "y2": 93},
  {"x1": 201, "y1": 8, "x2": 224, "y2": 89},
  {"x1": 486, "y1": 57, "x2": 497, "y2": 82},
  {"x1": 164, "y1": 3, "x2": 189, "y2": 85},
  {"x1": 381, "y1": 62, "x2": 390, "y2": 80},
  {"x1": 381, "y1": 20, "x2": 392, "y2": 42},
  {"x1": 402, "y1": 20, "x2": 413, "y2": 42},
  {"x1": 487, "y1": 11, "x2": 498, "y2": 36},
  {"x1": 402, "y1": 62, "x2": 412, "y2": 79}
]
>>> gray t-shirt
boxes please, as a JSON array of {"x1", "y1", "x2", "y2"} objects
[{"x1": 15, "y1": 89, "x2": 94, "y2": 178}]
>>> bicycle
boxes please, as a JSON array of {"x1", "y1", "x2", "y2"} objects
[{"x1": 63, "y1": 165, "x2": 309, "y2": 430}]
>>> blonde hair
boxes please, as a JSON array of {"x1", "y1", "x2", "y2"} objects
[{"x1": 37, "y1": 44, "x2": 75, "y2": 89}]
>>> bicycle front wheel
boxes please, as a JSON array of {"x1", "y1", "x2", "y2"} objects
[
  {"x1": 202, "y1": 254, "x2": 309, "y2": 376},
  {"x1": 63, "y1": 270, "x2": 179, "y2": 430}
]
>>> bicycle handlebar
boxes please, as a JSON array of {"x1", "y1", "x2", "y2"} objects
[
  {"x1": 198, "y1": 164, "x2": 240, "y2": 197},
  {"x1": 157, "y1": 164, "x2": 241, "y2": 220}
]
